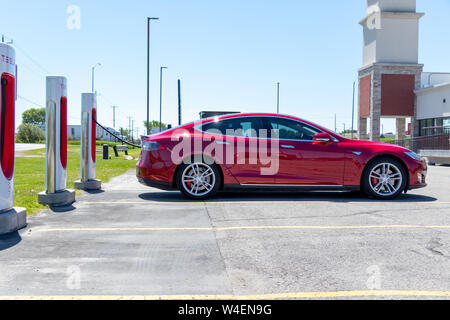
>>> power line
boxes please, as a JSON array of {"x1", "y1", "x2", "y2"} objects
[
  {"x1": 17, "y1": 95, "x2": 43, "y2": 107},
  {"x1": 13, "y1": 41, "x2": 51, "y2": 74}
]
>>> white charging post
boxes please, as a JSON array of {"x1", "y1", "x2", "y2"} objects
[
  {"x1": 0, "y1": 43, "x2": 26, "y2": 235},
  {"x1": 74, "y1": 93, "x2": 101, "y2": 190},
  {"x1": 38, "y1": 76, "x2": 75, "y2": 207}
]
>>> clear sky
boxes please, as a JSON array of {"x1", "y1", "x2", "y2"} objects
[{"x1": 1, "y1": 0, "x2": 450, "y2": 136}]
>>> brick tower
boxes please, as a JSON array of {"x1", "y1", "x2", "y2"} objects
[{"x1": 358, "y1": 0, "x2": 424, "y2": 141}]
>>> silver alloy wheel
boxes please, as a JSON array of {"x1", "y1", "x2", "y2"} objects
[
  {"x1": 369, "y1": 162, "x2": 403, "y2": 197},
  {"x1": 181, "y1": 163, "x2": 216, "y2": 197}
]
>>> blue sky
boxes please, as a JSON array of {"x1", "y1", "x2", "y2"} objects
[{"x1": 1, "y1": 0, "x2": 450, "y2": 135}]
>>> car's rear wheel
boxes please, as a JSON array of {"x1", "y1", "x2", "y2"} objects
[
  {"x1": 362, "y1": 157, "x2": 407, "y2": 200},
  {"x1": 177, "y1": 162, "x2": 221, "y2": 200}
]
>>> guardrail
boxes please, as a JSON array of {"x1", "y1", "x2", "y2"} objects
[{"x1": 390, "y1": 133, "x2": 450, "y2": 153}]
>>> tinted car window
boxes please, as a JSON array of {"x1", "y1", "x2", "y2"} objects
[
  {"x1": 202, "y1": 117, "x2": 261, "y2": 138},
  {"x1": 266, "y1": 118, "x2": 321, "y2": 140}
]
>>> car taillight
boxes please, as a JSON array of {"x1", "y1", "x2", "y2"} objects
[{"x1": 143, "y1": 140, "x2": 166, "y2": 151}]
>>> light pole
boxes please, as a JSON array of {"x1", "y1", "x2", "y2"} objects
[
  {"x1": 159, "y1": 66, "x2": 167, "y2": 132},
  {"x1": 147, "y1": 17, "x2": 159, "y2": 135},
  {"x1": 91, "y1": 63, "x2": 101, "y2": 94},
  {"x1": 351, "y1": 80, "x2": 356, "y2": 139},
  {"x1": 276, "y1": 82, "x2": 280, "y2": 114}
]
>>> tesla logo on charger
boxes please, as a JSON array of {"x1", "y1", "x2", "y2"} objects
[{"x1": 0, "y1": 54, "x2": 14, "y2": 66}]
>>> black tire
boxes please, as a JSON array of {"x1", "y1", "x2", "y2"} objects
[
  {"x1": 362, "y1": 157, "x2": 407, "y2": 200},
  {"x1": 176, "y1": 161, "x2": 221, "y2": 200}
]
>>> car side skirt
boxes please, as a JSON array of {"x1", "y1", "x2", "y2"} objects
[{"x1": 222, "y1": 184, "x2": 361, "y2": 192}]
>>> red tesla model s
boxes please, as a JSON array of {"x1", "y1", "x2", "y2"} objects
[{"x1": 137, "y1": 113, "x2": 427, "y2": 200}]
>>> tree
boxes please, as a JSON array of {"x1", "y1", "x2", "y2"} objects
[
  {"x1": 22, "y1": 108, "x2": 46, "y2": 126},
  {"x1": 143, "y1": 120, "x2": 166, "y2": 130},
  {"x1": 119, "y1": 128, "x2": 130, "y2": 139},
  {"x1": 16, "y1": 124, "x2": 45, "y2": 143}
]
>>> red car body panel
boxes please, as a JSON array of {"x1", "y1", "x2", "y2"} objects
[{"x1": 136, "y1": 113, "x2": 427, "y2": 192}]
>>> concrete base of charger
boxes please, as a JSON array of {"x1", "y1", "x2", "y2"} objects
[
  {"x1": 74, "y1": 179, "x2": 102, "y2": 191},
  {"x1": 38, "y1": 189, "x2": 76, "y2": 207},
  {"x1": 0, "y1": 207, "x2": 27, "y2": 235}
]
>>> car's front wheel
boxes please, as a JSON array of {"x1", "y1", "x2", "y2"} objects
[
  {"x1": 177, "y1": 162, "x2": 221, "y2": 200},
  {"x1": 362, "y1": 158, "x2": 407, "y2": 200}
]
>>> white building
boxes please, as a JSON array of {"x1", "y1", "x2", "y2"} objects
[
  {"x1": 415, "y1": 72, "x2": 450, "y2": 136},
  {"x1": 68, "y1": 125, "x2": 123, "y2": 142},
  {"x1": 358, "y1": 0, "x2": 450, "y2": 139}
]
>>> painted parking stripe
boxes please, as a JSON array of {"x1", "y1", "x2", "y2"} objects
[
  {"x1": 2, "y1": 290, "x2": 450, "y2": 300},
  {"x1": 81, "y1": 201, "x2": 450, "y2": 205},
  {"x1": 33, "y1": 225, "x2": 450, "y2": 233}
]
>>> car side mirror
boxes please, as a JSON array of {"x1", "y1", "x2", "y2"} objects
[{"x1": 313, "y1": 133, "x2": 333, "y2": 145}]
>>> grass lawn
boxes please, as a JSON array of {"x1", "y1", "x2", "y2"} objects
[{"x1": 14, "y1": 144, "x2": 141, "y2": 215}]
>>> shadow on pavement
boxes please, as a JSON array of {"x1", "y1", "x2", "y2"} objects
[
  {"x1": 84, "y1": 189, "x2": 105, "y2": 195},
  {"x1": 0, "y1": 231, "x2": 21, "y2": 251},
  {"x1": 50, "y1": 205, "x2": 77, "y2": 213},
  {"x1": 138, "y1": 191, "x2": 438, "y2": 203}
]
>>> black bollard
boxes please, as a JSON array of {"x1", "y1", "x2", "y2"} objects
[{"x1": 103, "y1": 144, "x2": 109, "y2": 160}]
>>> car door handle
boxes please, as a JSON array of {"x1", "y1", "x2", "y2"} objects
[{"x1": 281, "y1": 145, "x2": 295, "y2": 149}]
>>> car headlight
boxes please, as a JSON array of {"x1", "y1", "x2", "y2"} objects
[{"x1": 404, "y1": 151, "x2": 422, "y2": 161}]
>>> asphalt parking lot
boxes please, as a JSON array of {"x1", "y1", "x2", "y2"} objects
[{"x1": 0, "y1": 165, "x2": 450, "y2": 299}]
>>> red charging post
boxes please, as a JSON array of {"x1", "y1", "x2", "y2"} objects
[
  {"x1": 38, "y1": 76, "x2": 75, "y2": 207},
  {"x1": 74, "y1": 93, "x2": 101, "y2": 190},
  {"x1": 0, "y1": 43, "x2": 26, "y2": 235}
]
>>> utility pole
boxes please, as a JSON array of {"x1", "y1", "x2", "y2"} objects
[
  {"x1": 351, "y1": 80, "x2": 356, "y2": 139},
  {"x1": 276, "y1": 82, "x2": 280, "y2": 114},
  {"x1": 159, "y1": 66, "x2": 168, "y2": 132},
  {"x1": 111, "y1": 106, "x2": 118, "y2": 129},
  {"x1": 334, "y1": 114, "x2": 337, "y2": 132},
  {"x1": 178, "y1": 79, "x2": 182, "y2": 126},
  {"x1": 132, "y1": 120, "x2": 135, "y2": 143},
  {"x1": 128, "y1": 117, "x2": 132, "y2": 140},
  {"x1": 343, "y1": 123, "x2": 346, "y2": 135},
  {"x1": 147, "y1": 17, "x2": 159, "y2": 135},
  {"x1": 91, "y1": 63, "x2": 101, "y2": 94}
]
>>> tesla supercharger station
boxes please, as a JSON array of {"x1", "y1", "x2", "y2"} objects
[
  {"x1": 0, "y1": 43, "x2": 27, "y2": 235},
  {"x1": 38, "y1": 76, "x2": 75, "y2": 207},
  {"x1": 74, "y1": 93, "x2": 101, "y2": 190}
]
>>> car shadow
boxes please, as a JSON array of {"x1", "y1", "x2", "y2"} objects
[
  {"x1": 50, "y1": 204, "x2": 77, "y2": 213},
  {"x1": 84, "y1": 189, "x2": 105, "y2": 195},
  {"x1": 0, "y1": 231, "x2": 22, "y2": 251},
  {"x1": 138, "y1": 191, "x2": 438, "y2": 203}
]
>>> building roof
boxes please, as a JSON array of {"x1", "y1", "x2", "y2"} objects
[{"x1": 415, "y1": 82, "x2": 450, "y2": 95}]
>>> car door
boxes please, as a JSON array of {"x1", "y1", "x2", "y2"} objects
[
  {"x1": 265, "y1": 117, "x2": 345, "y2": 186},
  {"x1": 202, "y1": 117, "x2": 275, "y2": 184}
]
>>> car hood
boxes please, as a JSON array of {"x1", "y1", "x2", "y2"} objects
[{"x1": 348, "y1": 139, "x2": 411, "y2": 152}]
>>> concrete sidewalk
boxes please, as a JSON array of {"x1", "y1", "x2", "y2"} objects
[
  {"x1": 15, "y1": 144, "x2": 45, "y2": 153},
  {"x1": 1, "y1": 167, "x2": 450, "y2": 299}
]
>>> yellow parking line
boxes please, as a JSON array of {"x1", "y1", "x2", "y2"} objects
[
  {"x1": 33, "y1": 225, "x2": 450, "y2": 233},
  {"x1": 2, "y1": 290, "x2": 450, "y2": 300},
  {"x1": 82, "y1": 201, "x2": 450, "y2": 205}
]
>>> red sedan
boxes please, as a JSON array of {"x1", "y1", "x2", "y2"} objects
[{"x1": 137, "y1": 113, "x2": 427, "y2": 200}]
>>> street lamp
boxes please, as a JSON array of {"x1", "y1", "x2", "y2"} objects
[
  {"x1": 276, "y1": 82, "x2": 280, "y2": 114},
  {"x1": 147, "y1": 17, "x2": 159, "y2": 135},
  {"x1": 91, "y1": 62, "x2": 101, "y2": 94},
  {"x1": 159, "y1": 66, "x2": 168, "y2": 132},
  {"x1": 351, "y1": 80, "x2": 356, "y2": 139}
]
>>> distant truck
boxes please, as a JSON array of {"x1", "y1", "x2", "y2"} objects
[{"x1": 199, "y1": 111, "x2": 240, "y2": 119}]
